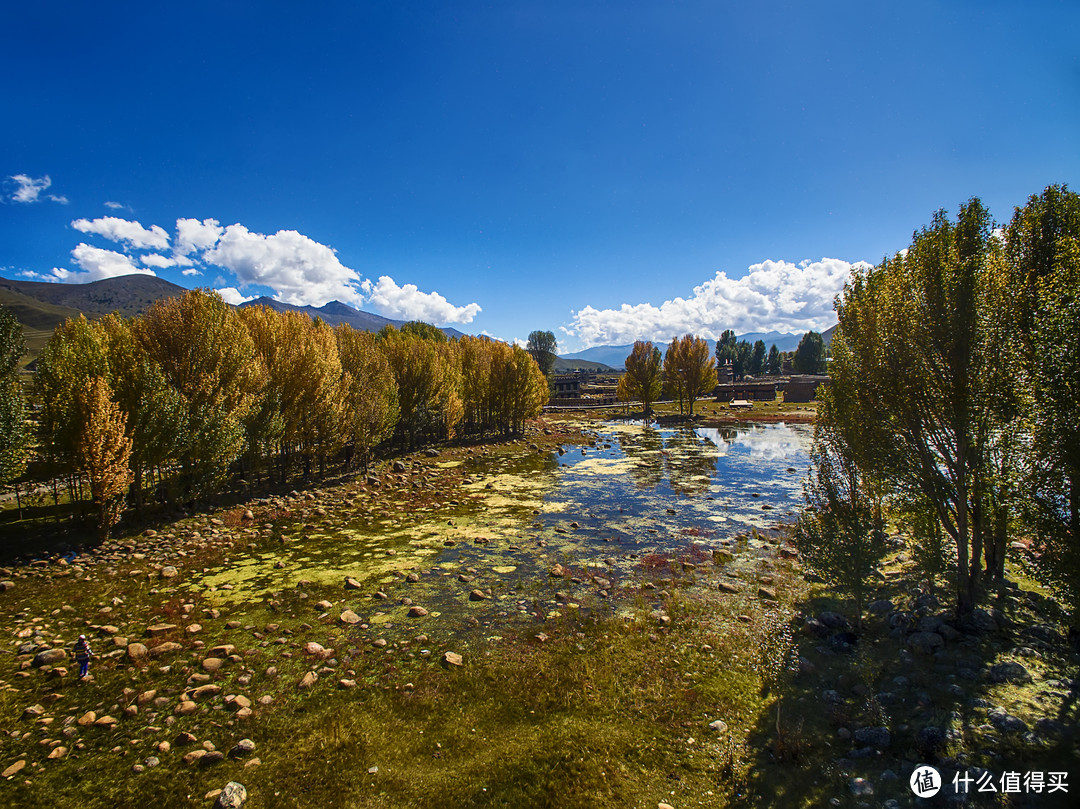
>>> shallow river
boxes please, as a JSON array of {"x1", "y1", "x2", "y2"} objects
[{"x1": 193, "y1": 421, "x2": 812, "y2": 623}]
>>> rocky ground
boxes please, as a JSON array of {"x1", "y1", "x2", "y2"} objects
[{"x1": 0, "y1": 416, "x2": 1076, "y2": 808}]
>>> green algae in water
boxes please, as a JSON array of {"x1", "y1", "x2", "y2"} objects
[{"x1": 187, "y1": 422, "x2": 810, "y2": 614}]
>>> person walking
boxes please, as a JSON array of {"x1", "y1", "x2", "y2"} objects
[{"x1": 73, "y1": 634, "x2": 94, "y2": 679}]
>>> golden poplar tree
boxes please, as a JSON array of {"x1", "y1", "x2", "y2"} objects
[{"x1": 78, "y1": 377, "x2": 134, "y2": 538}]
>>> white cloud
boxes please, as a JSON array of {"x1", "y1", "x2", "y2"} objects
[
  {"x1": 206, "y1": 224, "x2": 364, "y2": 307},
  {"x1": 175, "y1": 217, "x2": 224, "y2": 256},
  {"x1": 215, "y1": 287, "x2": 255, "y2": 306},
  {"x1": 72, "y1": 216, "x2": 170, "y2": 250},
  {"x1": 181, "y1": 268, "x2": 202, "y2": 277},
  {"x1": 9, "y1": 174, "x2": 67, "y2": 204},
  {"x1": 564, "y1": 258, "x2": 863, "y2": 347},
  {"x1": 361, "y1": 275, "x2": 482, "y2": 324},
  {"x1": 51, "y1": 244, "x2": 156, "y2": 283},
  {"x1": 141, "y1": 253, "x2": 178, "y2": 269},
  {"x1": 104, "y1": 201, "x2": 127, "y2": 210}
]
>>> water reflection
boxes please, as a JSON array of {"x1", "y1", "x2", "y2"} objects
[
  {"x1": 664, "y1": 428, "x2": 719, "y2": 496},
  {"x1": 619, "y1": 426, "x2": 664, "y2": 490}
]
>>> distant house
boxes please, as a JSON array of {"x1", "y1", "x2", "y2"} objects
[
  {"x1": 713, "y1": 381, "x2": 777, "y2": 401},
  {"x1": 782, "y1": 374, "x2": 831, "y2": 403},
  {"x1": 551, "y1": 373, "x2": 584, "y2": 400}
]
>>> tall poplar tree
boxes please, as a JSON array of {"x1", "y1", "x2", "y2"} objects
[{"x1": 617, "y1": 341, "x2": 663, "y2": 422}]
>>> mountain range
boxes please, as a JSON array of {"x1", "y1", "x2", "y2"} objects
[
  {"x1": 0, "y1": 274, "x2": 466, "y2": 366},
  {"x1": 1, "y1": 273, "x2": 835, "y2": 372}
]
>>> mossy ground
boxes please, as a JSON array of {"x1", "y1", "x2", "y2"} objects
[{"x1": 0, "y1": 416, "x2": 1076, "y2": 809}]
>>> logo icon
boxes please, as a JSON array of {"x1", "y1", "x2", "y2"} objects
[{"x1": 911, "y1": 765, "x2": 942, "y2": 797}]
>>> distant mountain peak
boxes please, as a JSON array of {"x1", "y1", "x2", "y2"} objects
[{"x1": 317, "y1": 300, "x2": 361, "y2": 316}]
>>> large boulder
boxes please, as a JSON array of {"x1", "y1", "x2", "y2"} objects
[{"x1": 32, "y1": 648, "x2": 67, "y2": 668}]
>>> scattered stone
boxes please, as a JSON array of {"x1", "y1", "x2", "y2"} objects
[
  {"x1": 906, "y1": 632, "x2": 944, "y2": 655},
  {"x1": 22, "y1": 704, "x2": 45, "y2": 719},
  {"x1": 160, "y1": 566, "x2": 179, "y2": 579},
  {"x1": 340, "y1": 610, "x2": 362, "y2": 625},
  {"x1": 988, "y1": 661, "x2": 1032, "y2": 684},
  {"x1": 148, "y1": 642, "x2": 184, "y2": 657},
  {"x1": 408, "y1": 606, "x2": 429, "y2": 618},
  {"x1": 443, "y1": 651, "x2": 463, "y2": 667},
  {"x1": 757, "y1": 586, "x2": 778, "y2": 601},
  {"x1": 344, "y1": 577, "x2": 362, "y2": 589},
  {"x1": 183, "y1": 749, "x2": 208, "y2": 765},
  {"x1": 2, "y1": 760, "x2": 26, "y2": 778},
  {"x1": 229, "y1": 739, "x2": 256, "y2": 758},
  {"x1": 191, "y1": 684, "x2": 222, "y2": 700},
  {"x1": 339, "y1": 679, "x2": 357, "y2": 689},
  {"x1": 708, "y1": 719, "x2": 728, "y2": 733},
  {"x1": 853, "y1": 726, "x2": 890, "y2": 748},
  {"x1": 202, "y1": 658, "x2": 225, "y2": 673},
  {"x1": 849, "y1": 777, "x2": 874, "y2": 797},
  {"x1": 32, "y1": 648, "x2": 66, "y2": 668},
  {"x1": 469, "y1": 589, "x2": 490, "y2": 601},
  {"x1": 127, "y1": 643, "x2": 148, "y2": 660},
  {"x1": 298, "y1": 671, "x2": 318, "y2": 689},
  {"x1": 549, "y1": 564, "x2": 571, "y2": 578},
  {"x1": 146, "y1": 624, "x2": 178, "y2": 637},
  {"x1": 78, "y1": 711, "x2": 97, "y2": 726}
]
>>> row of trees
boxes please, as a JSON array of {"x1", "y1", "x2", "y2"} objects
[
  {"x1": 797, "y1": 185, "x2": 1080, "y2": 631},
  {"x1": 617, "y1": 334, "x2": 718, "y2": 419},
  {"x1": 714, "y1": 329, "x2": 827, "y2": 379},
  {"x1": 5, "y1": 291, "x2": 548, "y2": 536}
]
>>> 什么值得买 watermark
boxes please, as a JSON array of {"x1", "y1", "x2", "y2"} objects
[{"x1": 910, "y1": 765, "x2": 1068, "y2": 798}]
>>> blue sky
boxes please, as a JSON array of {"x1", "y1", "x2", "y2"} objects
[{"x1": 2, "y1": 1, "x2": 1077, "y2": 351}]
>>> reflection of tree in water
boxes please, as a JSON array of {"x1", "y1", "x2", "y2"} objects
[
  {"x1": 620, "y1": 426, "x2": 664, "y2": 490},
  {"x1": 665, "y1": 428, "x2": 720, "y2": 496}
]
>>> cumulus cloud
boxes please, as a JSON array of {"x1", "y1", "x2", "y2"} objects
[
  {"x1": 564, "y1": 258, "x2": 862, "y2": 347},
  {"x1": 8, "y1": 174, "x2": 67, "y2": 204},
  {"x1": 175, "y1": 217, "x2": 225, "y2": 256},
  {"x1": 51, "y1": 244, "x2": 156, "y2": 283},
  {"x1": 181, "y1": 268, "x2": 202, "y2": 277},
  {"x1": 215, "y1": 287, "x2": 255, "y2": 306},
  {"x1": 205, "y1": 224, "x2": 363, "y2": 307},
  {"x1": 362, "y1": 275, "x2": 482, "y2": 324},
  {"x1": 72, "y1": 216, "x2": 170, "y2": 250},
  {"x1": 140, "y1": 253, "x2": 178, "y2": 269},
  {"x1": 104, "y1": 201, "x2": 127, "y2": 210}
]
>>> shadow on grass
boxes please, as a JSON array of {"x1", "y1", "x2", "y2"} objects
[{"x1": 734, "y1": 566, "x2": 1080, "y2": 809}]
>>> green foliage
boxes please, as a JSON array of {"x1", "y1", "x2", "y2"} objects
[
  {"x1": 617, "y1": 341, "x2": 663, "y2": 419},
  {"x1": 526, "y1": 329, "x2": 558, "y2": 377},
  {"x1": 137, "y1": 290, "x2": 260, "y2": 497},
  {"x1": 795, "y1": 386, "x2": 888, "y2": 628},
  {"x1": 1010, "y1": 185, "x2": 1080, "y2": 627},
  {"x1": 767, "y1": 344, "x2": 781, "y2": 375},
  {"x1": 77, "y1": 376, "x2": 133, "y2": 538},
  {"x1": 792, "y1": 331, "x2": 825, "y2": 374},
  {"x1": 750, "y1": 339, "x2": 766, "y2": 376},
  {"x1": 825, "y1": 197, "x2": 1017, "y2": 618},
  {"x1": 400, "y1": 320, "x2": 448, "y2": 342},
  {"x1": 380, "y1": 326, "x2": 463, "y2": 447},
  {"x1": 335, "y1": 325, "x2": 399, "y2": 470},
  {"x1": 0, "y1": 306, "x2": 28, "y2": 486},
  {"x1": 663, "y1": 334, "x2": 717, "y2": 416}
]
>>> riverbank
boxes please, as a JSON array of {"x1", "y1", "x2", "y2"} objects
[{"x1": 0, "y1": 414, "x2": 1075, "y2": 808}]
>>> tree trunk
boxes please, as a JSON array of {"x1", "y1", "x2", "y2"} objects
[{"x1": 956, "y1": 500, "x2": 974, "y2": 619}]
